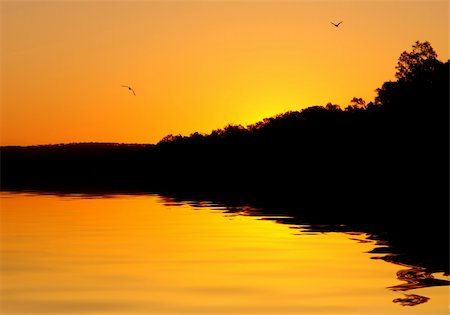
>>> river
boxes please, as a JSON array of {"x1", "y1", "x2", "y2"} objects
[{"x1": 1, "y1": 192, "x2": 448, "y2": 314}]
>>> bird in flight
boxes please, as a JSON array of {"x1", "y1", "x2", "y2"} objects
[
  {"x1": 331, "y1": 21, "x2": 343, "y2": 27},
  {"x1": 121, "y1": 85, "x2": 136, "y2": 96}
]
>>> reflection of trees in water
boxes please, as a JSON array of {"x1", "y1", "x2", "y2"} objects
[
  {"x1": 343, "y1": 234, "x2": 449, "y2": 306},
  {"x1": 388, "y1": 265, "x2": 450, "y2": 291},
  {"x1": 393, "y1": 294, "x2": 430, "y2": 306},
  {"x1": 169, "y1": 196, "x2": 450, "y2": 306},
  {"x1": 384, "y1": 264, "x2": 450, "y2": 306},
  {"x1": 194, "y1": 202, "x2": 449, "y2": 307}
]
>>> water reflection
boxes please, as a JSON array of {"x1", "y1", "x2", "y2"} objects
[
  {"x1": 388, "y1": 265, "x2": 450, "y2": 291},
  {"x1": 1, "y1": 191, "x2": 449, "y2": 315},
  {"x1": 161, "y1": 193, "x2": 450, "y2": 306},
  {"x1": 393, "y1": 294, "x2": 430, "y2": 307}
]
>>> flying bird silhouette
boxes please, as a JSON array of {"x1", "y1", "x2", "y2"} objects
[
  {"x1": 121, "y1": 85, "x2": 135, "y2": 96},
  {"x1": 331, "y1": 21, "x2": 343, "y2": 27}
]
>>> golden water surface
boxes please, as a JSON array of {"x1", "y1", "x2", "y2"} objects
[{"x1": 1, "y1": 192, "x2": 448, "y2": 315}]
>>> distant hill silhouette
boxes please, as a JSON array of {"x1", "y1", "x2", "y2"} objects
[{"x1": 1, "y1": 41, "x2": 449, "y2": 273}]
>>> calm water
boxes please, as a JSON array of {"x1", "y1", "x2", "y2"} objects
[{"x1": 1, "y1": 192, "x2": 448, "y2": 315}]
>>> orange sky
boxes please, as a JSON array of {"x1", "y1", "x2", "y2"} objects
[{"x1": 1, "y1": 1, "x2": 448, "y2": 146}]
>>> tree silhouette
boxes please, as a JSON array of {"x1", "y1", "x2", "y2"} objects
[
  {"x1": 376, "y1": 41, "x2": 447, "y2": 112},
  {"x1": 325, "y1": 102, "x2": 342, "y2": 111},
  {"x1": 395, "y1": 41, "x2": 439, "y2": 81},
  {"x1": 346, "y1": 97, "x2": 366, "y2": 110}
]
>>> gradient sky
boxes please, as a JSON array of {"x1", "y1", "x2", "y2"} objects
[{"x1": 1, "y1": 1, "x2": 448, "y2": 146}]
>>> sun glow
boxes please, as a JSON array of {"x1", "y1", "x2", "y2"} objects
[{"x1": 1, "y1": 1, "x2": 448, "y2": 145}]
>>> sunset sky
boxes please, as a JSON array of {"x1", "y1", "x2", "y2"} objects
[{"x1": 1, "y1": 1, "x2": 448, "y2": 146}]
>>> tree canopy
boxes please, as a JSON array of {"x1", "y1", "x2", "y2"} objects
[{"x1": 395, "y1": 40, "x2": 439, "y2": 81}]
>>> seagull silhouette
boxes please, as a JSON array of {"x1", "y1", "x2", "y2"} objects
[
  {"x1": 121, "y1": 85, "x2": 135, "y2": 96},
  {"x1": 331, "y1": 21, "x2": 343, "y2": 27}
]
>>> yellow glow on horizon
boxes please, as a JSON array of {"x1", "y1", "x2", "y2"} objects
[{"x1": 1, "y1": 1, "x2": 448, "y2": 145}]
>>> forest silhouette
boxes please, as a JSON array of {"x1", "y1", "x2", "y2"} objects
[{"x1": 1, "y1": 41, "x2": 449, "y2": 274}]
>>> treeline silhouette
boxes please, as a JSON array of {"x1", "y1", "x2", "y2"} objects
[{"x1": 1, "y1": 41, "x2": 449, "y2": 272}]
